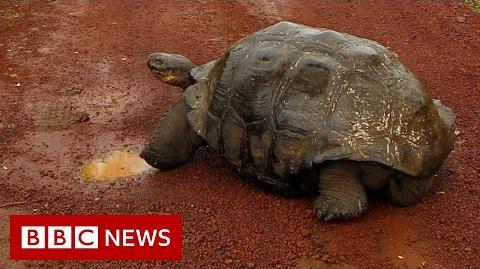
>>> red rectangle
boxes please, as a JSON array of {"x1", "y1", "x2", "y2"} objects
[{"x1": 10, "y1": 215, "x2": 182, "y2": 260}]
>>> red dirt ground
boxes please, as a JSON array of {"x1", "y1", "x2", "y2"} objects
[{"x1": 1, "y1": 1, "x2": 479, "y2": 268}]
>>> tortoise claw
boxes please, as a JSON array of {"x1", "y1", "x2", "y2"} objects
[{"x1": 313, "y1": 195, "x2": 367, "y2": 221}]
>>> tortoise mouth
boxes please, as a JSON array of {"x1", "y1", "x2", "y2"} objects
[
  {"x1": 160, "y1": 74, "x2": 177, "y2": 82},
  {"x1": 150, "y1": 69, "x2": 177, "y2": 83},
  {"x1": 147, "y1": 59, "x2": 178, "y2": 82}
]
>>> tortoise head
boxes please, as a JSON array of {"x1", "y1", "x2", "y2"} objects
[{"x1": 147, "y1": 52, "x2": 196, "y2": 89}]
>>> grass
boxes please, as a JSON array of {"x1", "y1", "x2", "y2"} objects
[{"x1": 463, "y1": 0, "x2": 480, "y2": 13}]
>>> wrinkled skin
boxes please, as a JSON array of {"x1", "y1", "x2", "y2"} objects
[
  {"x1": 140, "y1": 100, "x2": 203, "y2": 170},
  {"x1": 147, "y1": 52, "x2": 195, "y2": 90},
  {"x1": 141, "y1": 22, "x2": 455, "y2": 221}
]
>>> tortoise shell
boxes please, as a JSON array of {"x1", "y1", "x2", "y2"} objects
[{"x1": 183, "y1": 22, "x2": 455, "y2": 188}]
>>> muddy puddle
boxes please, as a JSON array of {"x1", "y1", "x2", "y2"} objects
[{"x1": 81, "y1": 151, "x2": 152, "y2": 180}]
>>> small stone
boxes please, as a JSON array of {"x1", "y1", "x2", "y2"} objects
[
  {"x1": 3, "y1": 166, "x2": 7, "y2": 170},
  {"x1": 59, "y1": 85, "x2": 83, "y2": 96},
  {"x1": 16, "y1": 83, "x2": 20, "y2": 87},
  {"x1": 94, "y1": 197, "x2": 100, "y2": 201},
  {"x1": 121, "y1": 57, "x2": 127, "y2": 61},
  {"x1": 454, "y1": 129, "x2": 461, "y2": 135},
  {"x1": 300, "y1": 228, "x2": 311, "y2": 237},
  {"x1": 398, "y1": 255, "x2": 405, "y2": 260},
  {"x1": 321, "y1": 254, "x2": 330, "y2": 262},
  {"x1": 304, "y1": 209, "x2": 313, "y2": 217},
  {"x1": 194, "y1": 235, "x2": 205, "y2": 244}
]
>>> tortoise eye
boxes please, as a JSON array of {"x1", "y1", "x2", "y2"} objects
[
  {"x1": 156, "y1": 59, "x2": 164, "y2": 65},
  {"x1": 260, "y1": 56, "x2": 270, "y2": 61}
]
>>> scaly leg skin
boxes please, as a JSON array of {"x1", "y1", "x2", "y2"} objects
[
  {"x1": 140, "y1": 100, "x2": 204, "y2": 170},
  {"x1": 386, "y1": 175, "x2": 432, "y2": 207},
  {"x1": 313, "y1": 163, "x2": 368, "y2": 220}
]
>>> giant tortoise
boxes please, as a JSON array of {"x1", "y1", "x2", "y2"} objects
[{"x1": 140, "y1": 22, "x2": 455, "y2": 220}]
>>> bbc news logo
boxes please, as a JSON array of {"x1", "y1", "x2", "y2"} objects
[
  {"x1": 20, "y1": 226, "x2": 171, "y2": 249},
  {"x1": 21, "y1": 226, "x2": 99, "y2": 249},
  {"x1": 10, "y1": 215, "x2": 182, "y2": 260}
]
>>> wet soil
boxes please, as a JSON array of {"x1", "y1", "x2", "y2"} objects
[
  {"x1": 81, "y1": 151, "x2": 151, "y2": 180},
  {"x1": 1, "y1": 1, "x2": 479, "y2": 269}
]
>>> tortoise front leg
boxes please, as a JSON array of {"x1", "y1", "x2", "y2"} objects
[
  {"x1": 140, "y1": 100, "x2": 204, "y2": 170},
  {"x1": 313, "y1": 163, "x2": 368, "y2": 220}
]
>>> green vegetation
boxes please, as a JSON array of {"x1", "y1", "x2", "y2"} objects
[{"x1": 464, "y1": 0, "x2": 480, "y2": 13}]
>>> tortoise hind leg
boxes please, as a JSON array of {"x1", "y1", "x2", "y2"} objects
[
  {"x1": 313, "y1": 162, "x2": 368, "y2": 220},
  {"x1": 140, "y1": 100, "x2": 204, "y2": 170},
  {"x1": 386, "y1": 174, "x2": 432, "y2": 207}
]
